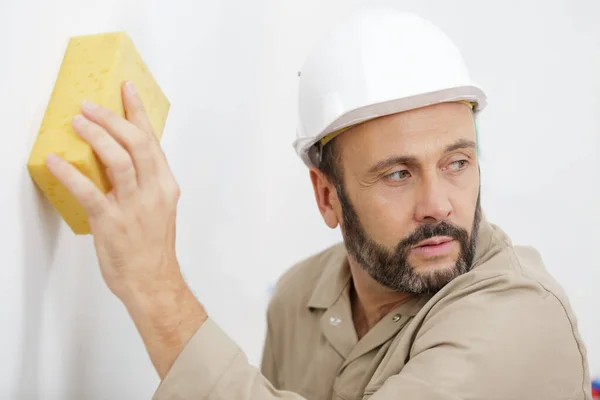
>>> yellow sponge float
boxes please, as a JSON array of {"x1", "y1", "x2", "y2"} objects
[{"x1": 27, "y1": 32, "x2": 170, "y2": 234}]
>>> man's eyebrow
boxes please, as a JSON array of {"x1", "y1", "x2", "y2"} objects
[
  {"x1": 368, "y1": 155, "x2": 418, "y2": 175},
  {"x1": 366, "y1": 139, "x2": 477, "y2": 175},
  {"x1": 444, "y1": 139, "x2": 477, "y2": 153}
]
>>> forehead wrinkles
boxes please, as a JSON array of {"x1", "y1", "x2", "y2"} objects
[{"x1": 336, "y1": 105, "x2": 475, "y2": 167}]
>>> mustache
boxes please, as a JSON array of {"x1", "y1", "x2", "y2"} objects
[{"x1": 395, "y1": 221, "x2": 469, "y2": 251}]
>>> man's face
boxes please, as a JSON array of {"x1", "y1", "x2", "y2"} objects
[{"x1": 329, "y1": 102, "x2": 481, "y2": 294}]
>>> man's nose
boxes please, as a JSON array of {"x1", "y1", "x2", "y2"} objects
[{"x1": 413, "y1": 175, "x2": 452, "y2": 223}]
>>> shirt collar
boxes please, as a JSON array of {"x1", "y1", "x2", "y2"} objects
[
  {"x1": 306, "y1": 242, "x2": 351, "y2": 310},
  {"x1": 306, "y1": 215, "x2": 497, "y2": 313}
]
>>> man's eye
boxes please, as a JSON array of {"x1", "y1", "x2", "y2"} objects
[
  {"x1": 449, "y1": 160, "x2": 469, "y2": 171},
  {"x1": 386, "y1": 170, "x2": 411, "y2": 181}
]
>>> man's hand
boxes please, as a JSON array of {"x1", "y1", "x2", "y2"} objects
[
  {"x1": 47, "y1": 81, "x2": 207, "y2": 378},
  {"x1": 47, "y1": 80, "x2": 178, "y2": 299}
]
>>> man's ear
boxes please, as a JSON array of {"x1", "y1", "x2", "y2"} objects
[{"x1": 309, "y1": 167, "x2": 340, "y2": 229}]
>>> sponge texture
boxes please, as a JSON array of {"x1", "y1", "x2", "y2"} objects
[{"x1": 27, "y1": 32, "x2": 170, "y2": 234}]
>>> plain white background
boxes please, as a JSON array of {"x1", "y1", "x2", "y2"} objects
[{"x1": 1, "y1": 0, "x2": 598, "y2": 398}]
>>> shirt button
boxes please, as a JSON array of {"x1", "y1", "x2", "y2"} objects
[
  {"x1": 392, "y1": 314, "x2": 401, "y2": 322},
  {"x1": 329, "y1": 316, "x2": 342, "y2": 326}
]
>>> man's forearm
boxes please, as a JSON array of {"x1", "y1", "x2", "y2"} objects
[{"x1": 122, "y1": 270, "x2": 208, "y2": 379}]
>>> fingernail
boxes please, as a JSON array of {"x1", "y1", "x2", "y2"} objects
[
  {"x1": 46, "y1": 153, "x2": 60, "y2": 166},
  {"x1": 125, "y1": 81, "x2": 137, "y2": 94},
  {"x1": 72, "y1": 114, "x2": 86, "y2": 128},
  {"x1": 82, "y1": 100, "x2": 99, "y2": 112}
]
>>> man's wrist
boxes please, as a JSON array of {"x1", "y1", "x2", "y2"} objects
[
  {"x1": 120, "y1": 268, "x2": 208, "y2": 378},
  {"x1": 122, "y1": 270, "x2": 190, "y2": 314}
]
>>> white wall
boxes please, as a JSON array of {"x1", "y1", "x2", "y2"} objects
[{"x1": 1, "y1": 0, "x2": 598, "y2": 398}]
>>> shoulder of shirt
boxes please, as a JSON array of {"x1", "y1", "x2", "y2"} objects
[
  {"x1": 452, "y1": 221, "x2": 570, "y2": 301},
  {"x1": 422, "y1": 221, "x2": 585, "y2": 353},
  {"x1": 434, "y1": 222, "x2": 587, "y2": 361},
  {"x1": 266, "y1": 242, "x2": 346, "y2": 316},
  {"x1": 407, "y1": 223, "x2": 591, "y2": 400}
]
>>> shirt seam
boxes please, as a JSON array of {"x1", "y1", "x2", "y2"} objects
[
  {"x1": 487, "y1": 233, "x2": 587, "y2": 397},
  {"x1": 509, "y1": 251, "x2": 588, "y2": 397},
  {"x1": 266, "y1": 313, "x2": 280, "y2": 386},
  {"x1": 205, "y1": 350, "x2": 243, "y2": 400}
]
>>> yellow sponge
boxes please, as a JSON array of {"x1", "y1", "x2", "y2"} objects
[{"x1": 27, "y1": 32, "x2": 170, "y2": 235}]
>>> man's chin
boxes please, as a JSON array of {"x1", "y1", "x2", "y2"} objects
[
  {"x1": 407, "y1": 261, "x2": 466, "y2": 294},
  {"x1": 409, "y1": 257, "x2": 457, "y2": 275},
  {"x1": 408, "y1": 253, "x2": 460, "y2": 272}
]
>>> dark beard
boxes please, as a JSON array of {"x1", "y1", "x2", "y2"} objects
[{"x1": 337, "y1": 185, "x2": 481, "y2": 294}]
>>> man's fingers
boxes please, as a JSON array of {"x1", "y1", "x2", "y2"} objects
[
  {"x1": 80, "y1": 99, "x2": 158, "y2": 185},
  {"x1": 122, "y1": 81, "x2": 155, "y2": 135},
  {"x1": 72, "y1": 115, "x2": 138, "y2": 199},
  {"x1": 46, "y1": 153, "x2": 109, "y2": 217},
  {"x1": 121, "y1": 82, "x2": 173, "y2": 185}
]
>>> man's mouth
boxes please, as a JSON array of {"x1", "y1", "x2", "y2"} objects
[
  {"x1": 414, "y1": 236, "x2": 454, "y2": 248},
  {"x1": 411, "y1": 236, "x2": 455, "y2": 257}
]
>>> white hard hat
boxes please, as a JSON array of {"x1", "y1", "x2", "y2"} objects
[{"x1": 293, "y1": 8, "x2": 487, "y2": 168}]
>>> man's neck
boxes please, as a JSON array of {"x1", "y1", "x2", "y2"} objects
[{"x1": 348, "y1": 260, "x2": 414, "y2": 340}]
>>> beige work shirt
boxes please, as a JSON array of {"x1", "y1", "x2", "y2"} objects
[{"x1": 153, "y1": 217, "x2": 592, "y2": 399}]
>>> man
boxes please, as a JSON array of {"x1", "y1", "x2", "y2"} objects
[{"x1": 46, "y1": 8, "x2": 591, "y2": 400}]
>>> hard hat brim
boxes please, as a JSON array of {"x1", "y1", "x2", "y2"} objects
[{"x1": 294, "y1": 85, "x2": 487, "y2": 169}]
